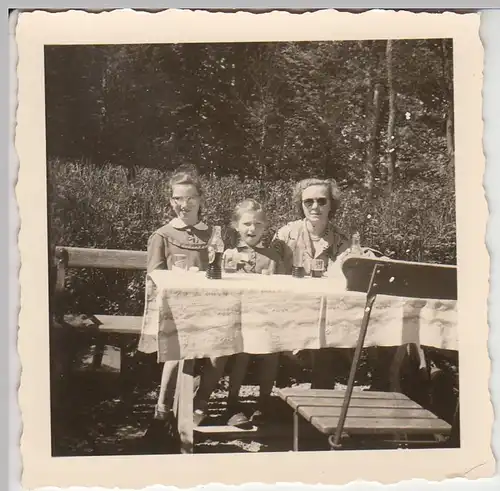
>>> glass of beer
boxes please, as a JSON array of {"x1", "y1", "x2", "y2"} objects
[
  {"x1": 311, "y1": 258, "x2": 325, "y2": 278},
  {"x1": 223, "y1": 251, "x2": 238, "y2": 273}
]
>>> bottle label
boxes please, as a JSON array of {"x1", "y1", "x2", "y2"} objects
[{"x1": 208, "y1": 246, "x2": 215, "y2": 264}]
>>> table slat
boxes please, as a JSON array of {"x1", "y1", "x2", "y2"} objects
[
  {"x1": 277, "y1": 388, "x2": 408, "y2": 400},
  {"x1": 298, "y1": 405, "x2": 439, "y2": 420},
  {"x1": 310, "y1": 416, "x2": 451, "y2": 434},
  {"x1": 283, "y1": 396, "x2": 422, "y2": 411}
]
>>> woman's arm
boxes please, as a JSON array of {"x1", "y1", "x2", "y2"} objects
[
  {"x1": 336, "y1": 233, "x2": 351, "y2": 257},
  {"x1": 271, "y1": 224, "x2": 293, "y2": 275},
  {"x1": 147, "y1": 233, "x2": 168, "y2": 273}
]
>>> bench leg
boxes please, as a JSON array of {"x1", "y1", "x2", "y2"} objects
[
  {"x1": 119, "y1": 341, "x2": 134, "y2": 405},
  {"x1": 448, "y1": 398, "x2": 460, "y2": 447},
  {"x1": 173, "y1": 359, "x2": 194, "y2": 454},
  {"x1": 92, "y1": 334, "x2": 107, "y2": 369},
  {"x1": 293, "y1": 410, "x2": 299, "y2": 452},
  {"x1": 63, "y1": 328, "x2": 79, "y2": 383}
]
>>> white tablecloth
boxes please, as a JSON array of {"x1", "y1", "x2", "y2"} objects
[{"x1": 137, "y1": 271, "x2": 458, "y2": 362}]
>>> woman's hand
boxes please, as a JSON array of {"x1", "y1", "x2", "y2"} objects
[{"x1": 340, "y1": 246, "x2": 383, "y2": 260}]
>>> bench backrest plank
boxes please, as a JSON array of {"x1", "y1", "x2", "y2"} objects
[
  {"x1": 56, "y1": 246, "x2": 147, "y2": 270},
  {"x1": 53, "y1": 246, "x2": 147, "y2": 318}
]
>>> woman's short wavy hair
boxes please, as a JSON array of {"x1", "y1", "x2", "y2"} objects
[
  {"x1": 292, "y1": 178, "x2": 342, "y2": 219},
  {"x1": 168, "y1": 165, "x2": 203, "y2": 198}
]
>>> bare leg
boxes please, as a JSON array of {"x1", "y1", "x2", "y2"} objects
[
  {"x1": 227, "y1": 353, "x2": 250, "y2": 405},
  {"x1": 156, "y1": 360, "x2": 180, "y2": 419},
  {"x1": 194, "y1": 356, "x2": 228, "y2": 413},
  {"x1": 311, "y1": 348, "x2": 335, "y2": 389},
  {"x1": 250, "y1": 353, "x2": 279, "y2": 424},
  {"x1": 258, "y1": 353, "x2": 279, "y2": 403}
]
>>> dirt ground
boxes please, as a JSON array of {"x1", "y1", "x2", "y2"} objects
[
  {"x1": 51, "y1": 345, "x2": 329, "y2": 455},
  {"x1": 50, "y1": 343, "x2": 458, "y2": 456}
]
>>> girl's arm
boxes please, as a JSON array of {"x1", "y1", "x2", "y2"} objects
[{"x1": 147, "y1": 233, "x2": 168, "y2": 273}]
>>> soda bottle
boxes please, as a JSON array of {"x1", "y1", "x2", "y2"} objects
[
  {"x1": 292, "y1": 245, "x2": 305, "y2": 278},
  {"x1": 206, "y1": 225, "x2": 224, "y2": 279},
  {"x1": 351, "y1": 232, "x2": 362, "y2": 256}
]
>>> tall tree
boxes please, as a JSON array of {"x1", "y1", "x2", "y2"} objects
[
  {"x1": 386, "y1": 39, "x2": 397, "y2": 192},
  {"x1": 441, "y1": 39, "x2": 455, "y2": 170},
  {"x1": 364, "y1": 82, "x2": 383, "y2": 195}
]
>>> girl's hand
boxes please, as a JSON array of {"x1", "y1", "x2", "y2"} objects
[{"x1": 236, "y1": 252, "x2": 251, "y2": 263}]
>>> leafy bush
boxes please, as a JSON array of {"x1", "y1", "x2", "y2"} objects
[{"x1": 49, "y1": 160, "x2": 456, "y2": 316}]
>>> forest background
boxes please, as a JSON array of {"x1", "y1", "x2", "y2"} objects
[{"x1": 45, "y1": 39, "x2": 456, "y2": 316}]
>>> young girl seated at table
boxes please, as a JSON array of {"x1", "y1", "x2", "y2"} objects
[
  {"x1": 139, "y1": 166, "x2": 221, "y2": 452},
  {"x1": 193, "y1": 199, "x2": 285, "y2": 427}
]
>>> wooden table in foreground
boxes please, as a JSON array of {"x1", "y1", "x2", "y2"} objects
[{"x1": 139, "y1": 269, "x2": 458, "y2": 453}]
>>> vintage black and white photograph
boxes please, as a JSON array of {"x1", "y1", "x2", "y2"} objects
[
  {"x1": 46, "y1": 36, "x2": 461, "y2": 456},
  {"x1": 16, "y1": 9, "x2": 492, "y2": 489}
]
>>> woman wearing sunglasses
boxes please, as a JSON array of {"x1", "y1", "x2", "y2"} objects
[
  {"x1": 272, "y1": 177, "x2": 351, "y2": 389},
  {"x1": 273, "y1": 178, "x2": 350, "y2": 276}
]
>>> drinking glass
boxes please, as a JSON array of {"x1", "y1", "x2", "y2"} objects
[{"x1": 172, "y1": 254, "x2": 188, "y2": 272}]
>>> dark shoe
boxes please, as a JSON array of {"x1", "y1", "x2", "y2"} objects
[
  {"x1": 141, "y1": 413, "x2": 181, "y2": 454},
  {"x1": 249, "y1": 408, "x2": 265, "y2": 425},
  {"x1": 225, "y1": 405, "x2": 251, "y2": 429}
]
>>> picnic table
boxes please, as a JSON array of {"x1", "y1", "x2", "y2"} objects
[{"x1": 138, "y1": 268, "x2": 458, "y2": 452}]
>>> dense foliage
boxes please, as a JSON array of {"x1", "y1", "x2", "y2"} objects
[
  {"x1": 49, "y1": 161, "x2": 455, "y2": 316},
  {"x1": 46, "y1": 39, "x2": 456, "y2": 316}
]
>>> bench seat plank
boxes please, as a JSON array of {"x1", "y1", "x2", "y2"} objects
[
  {"x1": 195, "y1": 425, "x2": 260, "y2": 435},
  {"x1": 60, "y1": 314, "x2": 142, "y2": 334},
  {"x1": 194, "y1": 421, "x2": 321, "y2": 440},
  {"x1": 93, "y1": 315, "x2": 143, "y2": 334}
]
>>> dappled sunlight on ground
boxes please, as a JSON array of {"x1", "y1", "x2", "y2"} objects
[{"x1": 51, "y1": 345, "x2": 458, "y2": 456}]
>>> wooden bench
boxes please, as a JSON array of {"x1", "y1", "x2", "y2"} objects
[
  {"x1": 52, "y1": 246, "x2": 146, "y2": 381},
  {"x1": 52, "y1": 246, "x2": 204, "y2": 454}
]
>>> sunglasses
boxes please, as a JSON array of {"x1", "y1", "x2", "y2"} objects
[
  {"x1": 171, "y1": 196, "x2": 199, "y2": 205},
  {"x1": 302, "y1": 198, "x2": 329, "y2": 208}
]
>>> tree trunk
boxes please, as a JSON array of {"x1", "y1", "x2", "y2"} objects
[
  {"x1": 364, "y1": 82, "x2": 382, "y2": 196},
  {"x1": 258, "y1": 114, "x2": 268, "y2": 201},
  {"x1": 386, "y1": 40, "x2": 397, "y2": 193},
  {"x1": 442, "y1": 40, "x2": 455, "y2": 169}
]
